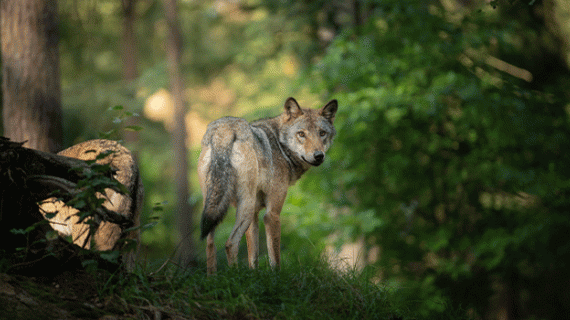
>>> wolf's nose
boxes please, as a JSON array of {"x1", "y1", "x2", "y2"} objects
[{"x1": 314, "y1": 151, "x2": 324, "y2": 163}]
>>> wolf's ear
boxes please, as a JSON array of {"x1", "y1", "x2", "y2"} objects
[
  {"x1": 320, "y1": 99, "x2": 338, "y2": 123},
  {"x1": 284, "y1": 97, "x2": 303, "y2": 120}
]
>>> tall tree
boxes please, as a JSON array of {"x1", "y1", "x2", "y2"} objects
[
  {"x1": 162, "y1": 0, "x2": 195, "y2": 267},
  {"x1": 1, "y1": 0, "x2": 63, "y2": 152},
  {"x1": 121, "y1": 0, "x2": 140, "y2": 145},
  {"x1": 121, "y1": 0, "x2": 138, "y2": 81}
]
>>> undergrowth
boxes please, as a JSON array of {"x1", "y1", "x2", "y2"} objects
[{"x1": 96, "y1": 254, "x2": 472, "y2": 320}]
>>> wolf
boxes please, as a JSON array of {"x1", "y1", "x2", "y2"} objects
[
  {"x1": 39, "y1": 139, "x2": 144, "y2": 269},
  {"x1": 198, "y1": 97, "x2": 338, "y2": 274}
]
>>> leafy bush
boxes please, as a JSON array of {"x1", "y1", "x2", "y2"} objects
[{"x1": 293, "y1": 1, "x2": 570, "y2": 317}]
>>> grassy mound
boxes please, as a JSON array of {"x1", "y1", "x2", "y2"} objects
[{"x1": 1, "y1": 254, "x2": 471, "y2": 319}]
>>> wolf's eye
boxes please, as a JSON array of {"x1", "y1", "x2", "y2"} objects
[
  {"x1": 297, "y1": 131, "x2": 306, "y2": 138},
  {"x1": 319, "y1": 130, "x2": 327, "y2": 137}
]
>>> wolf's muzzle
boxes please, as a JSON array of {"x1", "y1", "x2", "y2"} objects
[
  {"x1": 312, "y1": 151, "x2": 325, "y2": 166},
  {"x1": 302, "y1": 151, "x2": 325, "y2": 166},
  {"x1": 314, "y1": 151, "x2": 324, "y2": 162}
]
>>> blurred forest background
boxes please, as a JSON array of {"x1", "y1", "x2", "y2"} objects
[{"x1": 2, "y1": 0, "x2": 570, "y2": 319}]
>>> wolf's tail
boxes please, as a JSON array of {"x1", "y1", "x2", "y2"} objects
[{"x1": 200, "y1": 134, "x2": 237, "y2": 239}]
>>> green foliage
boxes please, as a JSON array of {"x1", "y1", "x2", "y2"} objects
[
  {"x1": 8, "y1": 221, "x2": 53, "y2": 263},
  {"x1": 292, "y1": 0, "x2": 570, "y2": 317},
  {"x1": 64, "y1": 151, "x2": 131, "y2": 267},
  {"x1": 98, "y1": 105, "x2": 143, "y2": 141},
  {"x1": 68, "y1": 150, "x2": 128, "y2": 229}
]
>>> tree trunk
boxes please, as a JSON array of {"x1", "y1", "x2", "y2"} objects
[
  {"x1": 121, "y1": 0, "x2": 140, "y2": 145},
  {"x1": 1, "y1": 0, "x2": 63, "y2": 153},
  {"x1": 162, "y1": 0, "x2": 196, "y2": 267},
  {"x1": 121, "y1": 0, "x2": 138, "y2": 81}
]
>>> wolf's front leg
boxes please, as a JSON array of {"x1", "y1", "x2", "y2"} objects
[
  {"x1": 264, "y1": 209, "x2": 282, "y2": 269},
  {"x1": 245, "y1": 212, "x2": 260, "y2": 269}
]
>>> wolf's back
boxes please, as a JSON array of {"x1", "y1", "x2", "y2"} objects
[{"x1": 199, "y1": 119, "x2": 239, "y2": 239}]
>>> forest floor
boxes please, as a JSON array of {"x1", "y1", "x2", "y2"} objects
[
  {"x1": 0, "y1": 271, "x2": 112, "y2": 320},
  {"x1": 0, "y1": 257, "x2": 415, "y2": 320},
  {"x1": 0, "y1": 254, "x2": 472, "y2": 320},
  {"x1": 0, "y1": 268, "x2": 201, "y2": 320}
]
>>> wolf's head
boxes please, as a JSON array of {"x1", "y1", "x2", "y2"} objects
[{"x1": 279, "y1": 97, "x2": 338, "y2": 167}]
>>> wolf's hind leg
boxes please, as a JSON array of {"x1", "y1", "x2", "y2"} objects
[
  {"x1": 206, "y1": 231, "x2": 217, "y2": 275},
  {"x1": 245, "y1": 212, "x2": 260, "y2": 269},
  {"x1": 225, "y1": 200, "x2": 256, "y2": 267}
]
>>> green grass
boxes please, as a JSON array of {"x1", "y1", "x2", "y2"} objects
[
  {"x1": 93, "y1": 254, "x2": 470, "y2": 320},
  {"x1": 1, "y1": 251, "x2": 472, "y2": 319}
]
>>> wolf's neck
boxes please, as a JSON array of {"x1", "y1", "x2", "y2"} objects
[
  {"x1": 276, "y1": 138, "x2": 309, "y2": 184},
  {"x1": 254, "y1": 118, "x2": 309, "y2": 183}
]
